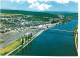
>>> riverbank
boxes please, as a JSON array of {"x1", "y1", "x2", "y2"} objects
[
  {"x1": 74, "y1": 25, "x2": 78, "y2": 52},
  {"x1": 8, "y1": 30, "x2": 44, "y2": 56},
  {"x1": 0, "y1": 30, "x2": 44, "y2": 55}
]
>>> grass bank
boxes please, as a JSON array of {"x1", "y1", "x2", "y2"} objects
[
  {"x1": 74, "y1": 25, "x2": 78, "y2": 49},
  {"x1": 9, "y1": 30, "x2": 44, "y2": 55},
  {"x1": 0, "y1": 41, "x2": 21, "y2": 55},
  {"x1": 0, "y1": 30, "x2": 44, "y2": 56},
  {"x1": 0, "y1": 37, "x2": 27, "y2": 55},
  {"x1": 9, "y1": 35, "x2": 36, "y2": 55}
]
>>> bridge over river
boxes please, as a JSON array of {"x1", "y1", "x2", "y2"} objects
[{"x1": 49, "y1": 29, "x2": 78, "y2": 34}]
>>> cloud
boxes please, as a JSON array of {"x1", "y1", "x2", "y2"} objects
[
  {"x1": 26, "y1": 0, "x2": 78, "y2": 10},
  {"x1": 29, "y1": 2, "x2": 51, "y2": 10},
  {"x1": 26, "y1": 0, "x2": 51, "y2": 10},
  {"x1": 10, "y1": 0, "x2": 14, "y2": 2},
  {"x1": 27, "y1": 0, "x2": 37, "y2": 3},
  {"x1": 9, "y1": 0, "x2": 78, "y2": 10}
]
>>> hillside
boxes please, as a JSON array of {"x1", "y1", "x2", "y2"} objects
[
  {"x1": 1, "y1": 9, "x2": 59, "y2": 18},
  {"x1": 43, "y1": 11, "x2": 78, "y2": 19},
  {"x1": 0, "y1": 9, "x2": 72, "y2": 24}
]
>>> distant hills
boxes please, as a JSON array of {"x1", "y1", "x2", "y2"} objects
[
  {"x1": 0, "y1": 9, "x2": 73, "y2": 23},
  {"x1": 0, "y1": 9, "x2": 59, "y2": 18},
  {"x1": 1, "y1": 9, "x2": 78, "y2": 19},
  {"x1": 43, "y1": 11, "x2": 78, "y2": 19}
]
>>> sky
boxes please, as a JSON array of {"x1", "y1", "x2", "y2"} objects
[{"x1": 0, "y1": 0, "x2": 78, "y2": 12}]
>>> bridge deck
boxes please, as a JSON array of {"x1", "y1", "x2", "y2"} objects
[{"x1": 51, "y1": 29, "x2": 74, "y2": 32}]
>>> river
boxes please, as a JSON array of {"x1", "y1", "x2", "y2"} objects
[{"x1": 16, "y1": 19, "x2": 78, "y2": 56}]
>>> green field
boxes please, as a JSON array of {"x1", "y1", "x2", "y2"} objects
[{"x1": 0, "y1": 37, "x2": 26, "y2": 55}]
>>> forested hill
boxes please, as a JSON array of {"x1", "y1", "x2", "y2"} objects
[
  {"x1": 1, "y1": 9, "x2": 59, "y2": 18},
  {"x1": 43, "y1": 11, "x2": 78, "y2": 19}
]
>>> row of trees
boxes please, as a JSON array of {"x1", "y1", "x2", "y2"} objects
[{"x1": 21, "y1": 33, "x2": 32, "y2": 45}]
